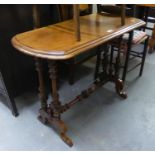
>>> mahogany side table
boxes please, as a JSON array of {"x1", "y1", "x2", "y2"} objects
[{"x1": 11, "y1": 13, "x2": 145, "y2": 146}]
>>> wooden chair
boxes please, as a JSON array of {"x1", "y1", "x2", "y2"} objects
[
  {"x1": 136, "y1": 5, "x2": 155, "y2": 53},
  {"x1": 112, "y1": 31, "x2": 149, "y2": 81},
  {"x1": 95, "y1": 4, "x2": 149, "y2": 82}
]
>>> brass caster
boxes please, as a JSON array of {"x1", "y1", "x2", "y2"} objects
[
  {"x1": 115, "y1": 79, "x2": 127, "y2": 99},
  {"x1": 118, "y1": 92, "x2": 127, "y2": 99},
  {"x1": 60, "y1": 133, "x2": 73, "y2": 147}
]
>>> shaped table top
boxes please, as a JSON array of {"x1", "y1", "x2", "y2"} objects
[{"x1": 12, "y1": 13, "x2": 145, "y2": 60}]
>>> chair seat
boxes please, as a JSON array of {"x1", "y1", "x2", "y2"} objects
[{"x1": 123, "y1": 30, "x2": 147, "y2": 44}]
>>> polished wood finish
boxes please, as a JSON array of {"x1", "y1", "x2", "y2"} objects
[
  {"x1": 35, "y1": 58, "x2": 48, "y2": 110},
  {"x1": 12, "y1": 13, "x2": 145, "y2": 60},
  {"x1": 11, "y1": 12, "x2": 145, "y2": 146},
  {"x1": 1, "y1": 4, "x2": 63, "y2": 116},
  {"x1": 37, "y1": 60, "x2": 73, "y2": 146},
  {"x1": 32, "y1": 5, "x2": 48, "y2": 110},
  {"x1": 95, "y1": 43, "x2": 127, "y2": 98}
]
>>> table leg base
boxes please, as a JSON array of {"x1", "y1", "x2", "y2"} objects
[
  {"x1": 38, "y1": 109, "x2": 73, "y2": 147},
  {"x1": 60, "y1": 133, "x2": 73, "y2": 147},
  {"x1": 98, "y1": 73, "x2": 127, "y2": 99},
  {"x1": 115, "y1": 79, "x2": 127, "y2": 99}
]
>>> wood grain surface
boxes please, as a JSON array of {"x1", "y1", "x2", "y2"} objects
[{"x1": 12, "y1": 13, "x2": 145, "y2": 60}]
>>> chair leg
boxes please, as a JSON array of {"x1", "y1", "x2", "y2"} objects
[
  {"x1": 139, "y1": 37, "x2": 149, "y2": 76},
  {"x1": 68, "y1": 60, "x2": 76, "y2": 85},
  {"x1": 122, "y1": 31, "x2": 133, "y2": 82}
]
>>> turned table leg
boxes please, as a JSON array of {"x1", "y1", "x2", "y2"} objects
[
  {"x1": 48, "y1": 60, "x2": 73, "y2": 146},
  {"x1": 94, "y1": 43, "x2": 127, "y2": 99},
  {"x1": 35, "y1": 58, "x2": 48, "y2": 123},
  {"x1": 95, "y1": 45, "x2": 109, "y2": 81},
  {"x1": 48, "y1": 61, "x2": 61, "y2": 119},
  {"x1": 114, "y1": 37, "x2": 127, "y2": 99},
  {"x1": 35, "y1": 59, "x2": 73, "y2": 146}
]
